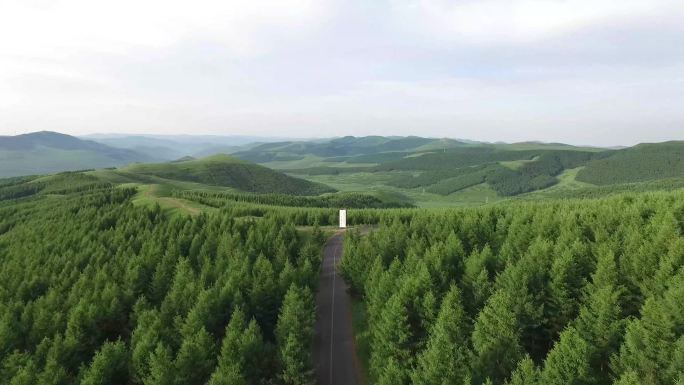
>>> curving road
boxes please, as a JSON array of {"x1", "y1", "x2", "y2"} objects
[{"x1": 313, "y1": 232, "x2": 362, "y2": 385}]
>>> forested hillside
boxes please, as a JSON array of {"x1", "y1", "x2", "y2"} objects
[
  {"x1": 123, "y1": 155, "x2": 334, "y2": 195},
  {"x1": 1, "y1": 145, "x2": 683, "y2": 385},
  {"x1": 173, "y1": 190, "x2": 414, "y2": 209},
  {"x1": 341, "y1": 191, "x2": 684, "y2": 385},
  {"x1": 3, "y1": 133, "x2": 683, "y2": 207},
  {"x1": 0, "y1": 187, "x2": 326, "y2": 384},
  {"x1": 577, "y1": 141, "x2": 684, "y2": 185}
]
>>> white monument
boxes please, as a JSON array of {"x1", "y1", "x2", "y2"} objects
[{"x1": 339, "y1": 209, "x2": 347, "y2": 228}]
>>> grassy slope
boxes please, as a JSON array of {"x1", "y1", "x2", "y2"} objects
[
  {"x1": 122, "y1": 154, "x2": 335, "y2": 195},
  {"x1": 303, "y1": 171, "x2": 504, "y2": 207},
  {"x1": 131, "y1": 184, "x2": 215, "y2": 216}
]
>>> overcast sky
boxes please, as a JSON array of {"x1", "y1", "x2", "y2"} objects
[{"x1": 1, "y1": 0, "x2": 683, "y2": 146}]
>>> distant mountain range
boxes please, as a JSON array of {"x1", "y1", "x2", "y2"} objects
[
  {"x1": 1, "y1": 132, "x2": 682, "y2": 200},
  {"x1": 81, "y1": 134, "x2": 293, "y2": 161},
  {"x1": 0, "y1": 131, "x2": 153, "y2": 177}
]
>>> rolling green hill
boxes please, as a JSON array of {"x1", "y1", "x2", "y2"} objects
[
  {"x1": 576, "y1": 141, "x2": 684, "y2": 184},
  {"x1": 0, "y1": 160, "x2": 410, "y2": 215},
  {"x1": 123, "y1": 154, "x2": 335, "y2": 195},
  {"x1": 288, "y1": 147, "x2": 608, "y2": 198},
  {"x1": 232, "y1": 136, "x2": 453, "y2": 162},
  {"x1": 4, "y1": 132, "x2": 683, "y2": 207},
  {"x1": 0, "y1": 131, "x2": 152, "y2": 177},
  {"x1": 271, "y1": 140, "x2": 683, "y2": 205}
]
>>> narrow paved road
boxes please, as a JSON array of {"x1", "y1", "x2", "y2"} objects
[{"x1": 313, "y1": 232, "x2": 361, "y2": 385}]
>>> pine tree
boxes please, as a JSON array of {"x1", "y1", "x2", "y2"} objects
[
  {"x1": 131, "y1": 309, "x2": 163, "y2": 382},
  {"x1": 79, "y1": 340, "x2": 129, "y2": 385},
  {"x1": 505, "y1": 356, "x2": 540, "y2": 385},
  {"x1": 377, "y1": 358, "x2": 408, "y2": 385},
  {"x1": 173, "y1": 328, "x2": 216, "y2": 385},
  {"x1": 250, "y1": 254, "x2": 278, "y2": 336},
  {"x1": 612, "y1": 297, "x2": 674, "y2": 385},
  {"x1": 412, "y1": 285, "x2": 472, "y2": 385},
  {"x1": 612, "y1": 371, "x2": 640, "y2": 385},
  {"x1": 472, "y1": 290, "x2": 523, "y2": 384},
  {"x1": 547, "y1": 247, "x2": 583, "y2": 339},
  {"x1": 9, "y1": 360, "x2": 38, "y2": 385},
  {"x1": 574, "y1": 286, "x2": 623, "y2": 383},
  {"x1": 279, "y1": 333, "x2": 311, "y2": 385},
  {"x1": 370, "y1": 293, "x2": 411, "y2": 381},
  {"x1": 276, "y1": 285, "x2": 315, "y2": 385},
  {"x1": 240, "y1": 320, "x2": 265, "y2": 383},
  {"x1": 667, "y1": 336, "x2": 684, "y2": 385},
  {"x1": 209, "y1": 308, "x2": 248, "y2": 384},
  {"x1": 209, "y1": 307, "x2": 265, "y2": 385},
  {"x1": 207, "y1": 365, "x2": 246, "y2": 385},
  {"x1": 144, "y1": 343, "x2": 175, "y2": 385},
  {"x1": 463, "y1": 245, "x2": 495, "y2": 314},
  {"x1": 540, "y1": 327, "x2": 592, "y2": 385}
]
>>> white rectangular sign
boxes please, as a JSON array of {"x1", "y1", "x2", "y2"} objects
[{"x1": 339, "y1": 209, "x2": 347, "y2": 228}]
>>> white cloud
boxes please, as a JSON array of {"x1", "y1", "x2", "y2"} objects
[
  {"x1": 0, "y1": 0, "x2": 334, "y2": 114},
  {"x1": 0, "y1": 0, "x2": 330, "y2": 57},
  {"x1": 0, "y1": 0, "x2": 682, "y2": 145},
  {"x1": 390, "y1": 0, "x2": 683, "y2": 43}
]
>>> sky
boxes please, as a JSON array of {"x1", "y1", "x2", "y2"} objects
[{"x1": 0, "y1": 0, "x2": 683, "y2": 146}]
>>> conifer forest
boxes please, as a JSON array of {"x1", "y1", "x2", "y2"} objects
[
  {"x1": 1, "y1": 176, "x2": 683, "y2": 384},
  {"x1": 2, "y1": 0, "x2": 683, "y2": 383}
]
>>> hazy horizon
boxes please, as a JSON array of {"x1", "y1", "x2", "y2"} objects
[
  {"x1": 1, "y1": 0, "x2": 683, "y2": 146},
  {"x1": 2, "y1": 129, "x2": 663, "y2": 149}
]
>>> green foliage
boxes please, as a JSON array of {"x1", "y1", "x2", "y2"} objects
[
  {"x1": 577, "y1": 141, "x2": 684, "y2": 185},
  {"x1": 540, "y1": 327, "x2": 592, "y2": 385},
  {"x1": 612, "y1": 270, "x2": 684, "y2": 385},
  {"x1": 411, "y1": 285, "x2": 472, "y2": 385},
  {"x1": 341, "y1": 190, "x2": 684, "y2": 385},
  {"x1": 2, "y1": 152, "x2": 684, "y2": 385},
  {"x1": 233, "y1": 136, "x2": 436, "y2": 162},
  {"x1": 0, "y1": 172, "x2": 111, "y2": 201},
  {"x1": 276, "y1": 285, "x2": 315, "y2": 385},
  {"x1": 79, "y1": 340, "x2": 129, "y2": 385},
  {"x1": 174, "y1": 190, "x2": 414, "y2": 209},
  {"x1": 472, "y1": 290, "x2": 523, "y2": 383},
  {"x1": 370, "y1": 294, "x2": 411, "y2": 382},
  {"x1": 506, "y1": 356, "x2": 541, "y2": 385},
  {"x1": 125, "y1": 154, "x2": 334, "y2": 195},
  {"x1": 0, "y1": 185, "x2": 326, "y2": 384},
  {"x1": 426, "y1": 168, "x2": 490, "y2": 195}
]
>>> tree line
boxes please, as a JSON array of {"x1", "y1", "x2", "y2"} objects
[
  {"x1": 172, "y1": 190, "x2": 413, "y2": 209},
  {"x1": 341, "y1": 190, "x2": 684, "y2": 385},
  {"x1": 0, "y1": 186, "x2": 325, "y2": 385}
]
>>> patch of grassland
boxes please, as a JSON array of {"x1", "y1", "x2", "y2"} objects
[
  {"x1": 303, "y1": 171, "x2": 506, "y2": 207},
  {"x1": 130, "y1": 184, "x2": 217, "y2": 216},
  {"x1": 261, "y1": 154, "x2": 377, "y2": 170},
  {"x1": 499, "y1": 156, "x2": 539, "y2": 170}
]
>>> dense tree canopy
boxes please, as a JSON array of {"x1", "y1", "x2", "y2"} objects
[
  {"x1": 0, "y1": 186, "x2": 323, "y2": 385},
  {"x1": 341, "y1": 190, "x2": 684, "y2": 384},
  {"x1": 1, "y1": 172, "x2": 683, "y2": 385}
]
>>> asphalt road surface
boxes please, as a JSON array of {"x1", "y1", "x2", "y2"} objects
[{"x1": 313, "y1": 232, "x2": 362, "y2": 385}]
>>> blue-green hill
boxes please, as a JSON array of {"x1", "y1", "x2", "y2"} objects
[
  {"x1": 123, "y1": 154, "x2": 334, "y2": 195},
  {"x1": 0, "y1": 131, "x2": 151, "y2": 177}
]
